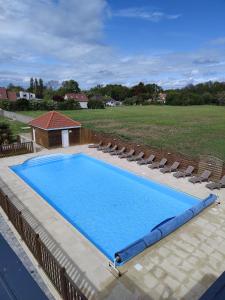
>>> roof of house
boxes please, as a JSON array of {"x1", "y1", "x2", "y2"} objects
[
  {"x1": 0, "y1": 87, "x2": 8, "y2": 99},
  {"x1": 65, "y1": 93, "x2": 88, "y2": 102},
  {"x1": 29, "y1": 111, "x2": 81, "y2": 130}
]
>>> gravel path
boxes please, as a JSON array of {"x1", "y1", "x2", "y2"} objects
[{"x1": 0, "y1": 210, "x2": 55, "y2": 300}]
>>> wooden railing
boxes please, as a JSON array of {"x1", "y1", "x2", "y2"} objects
[
  {"x1": 0, "y1": 189, "x2": 87, "y2": 300},
  {"x1": 0, "y1": 142, "x2": 34, "y2": 158}
]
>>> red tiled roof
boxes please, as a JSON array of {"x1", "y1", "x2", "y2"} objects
[
  {"x1": 29, "y1": 111, "x2": 81, "y2": 130},
  {"x1": 7, "y1": 91, "x2": 17, "y2": 101},
  {"x1": 65, "y1": 93, "x2": 88, "y2": 102},
  {"x1": 0, "y1": 87, "x2": 8, "y2": 100}
]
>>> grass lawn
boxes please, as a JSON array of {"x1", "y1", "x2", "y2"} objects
[
  {"x1": 0, "y1": 115, "x2": 30, "y2": 139},
  {"x1": 20, "y1": 105, "x2": 225, "y2": 160}
]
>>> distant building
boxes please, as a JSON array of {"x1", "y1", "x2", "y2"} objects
[
  {"x1": 0, "y1": 87, "x2": 8, "y2": 100},
  {"x1": 7, "y1": 91, "x2": 17, "y2": 101},
  {"x1": 18, "y1": 91, "x2": 36, "y2": 100},
  {"x1": 0, "y1": 87, "x2": 17, "y2": 101},
  {"x1": 105, "y1": 98, "x2": 122, "y2": 107},
  {"x1": 64, "y1": 93, "x2": 88, "y2": 109},
  {"x1": 157, "y1": 93, "x2": 167, "y2": 104}
]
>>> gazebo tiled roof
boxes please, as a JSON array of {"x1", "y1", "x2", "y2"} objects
[{"x1": 29, "y1": 111, "x2": 81, "y2": 130}]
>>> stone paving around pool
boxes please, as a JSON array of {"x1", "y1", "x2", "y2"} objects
[{"x1": 0, "y1": 144, "x2": 225, "y2": 300}]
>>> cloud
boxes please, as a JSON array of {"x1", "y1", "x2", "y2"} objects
[
  {"x1": 112, "y1": 7, "x2": 181, "y2": 22},
  {"x1": 193, "y1": 58, "x2": 220, "y2": 65},
  {"x1": 210, "y1": 37, "x2": 225, "y2": 46},
  {"x1": 0, "y1": 0, "x2": 224, "y2": 90}
]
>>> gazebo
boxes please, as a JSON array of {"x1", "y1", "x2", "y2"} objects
[{"x1": 29, "y1": 111, "x2": 81, "y2": 148}]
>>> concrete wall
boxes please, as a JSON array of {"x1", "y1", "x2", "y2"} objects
[
  {"x1": 80, "y1": 102, "x2": 88, "y2": 109},
  {"x1": 0, "y1": 109, "x2": 33, "y2": 124}
]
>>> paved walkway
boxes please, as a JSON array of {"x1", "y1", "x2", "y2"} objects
[{"x1": 0, "y1": 145, "x2": 225, "y2": 300}]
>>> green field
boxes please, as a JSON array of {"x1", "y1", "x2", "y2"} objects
[{"x1": 21, "y1": 105, "x2": 225, "y2": 159}]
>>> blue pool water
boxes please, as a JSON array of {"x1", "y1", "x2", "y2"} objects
[{"x1": 11, "y1": 153, "x2": 201, "y2": 261}]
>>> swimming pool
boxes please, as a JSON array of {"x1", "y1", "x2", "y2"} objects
[{"x1": 11, "y1": 153, "x2": 216, "y2": 264}]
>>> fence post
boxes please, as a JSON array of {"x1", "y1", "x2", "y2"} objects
[
  {"x1": 60, "y1": 267, "x2": 68, "y2": 300},
  {"x1": 4, "y1": 195, "x2": 10, "y2": 219},
  {"x1": 18, "y1": 211, "x2": 24, "y2": 240},
  {"x1": 35, "y1": 234, "x2": 42, "y2": 266}
]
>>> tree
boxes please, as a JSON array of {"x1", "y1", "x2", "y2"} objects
[
  {"x1": 29, "y1": 78, "x2": 34, "y2": 93},
  {"x1": 58, "y1": 80, "x2": 80, "y2": 96},
  {"x1": 0, "y1": 122, "x2": 13, "y2": 145},
  {"x1": 52, "y1": 95, "x2": 64, "y2": 102},
  {"x1": 217, "y1": 91, "x2": 225, "y2": 105},
  {"x1": 34, "y1": 78, "x2": 38, "y2": 95},
  {"x1": 43, "y1": 88, "x2": 54, "y2": 101},
  {"x1": 87, "y1": 99, "x2": 105, "y2": 109},
  {"x1": 38, "y1": 78, "x2": 44, "y2": 98},
  {"x1": 7, "y1": 83, "x2": 23, "y2": 92}
]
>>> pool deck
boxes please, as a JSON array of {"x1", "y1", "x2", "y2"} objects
[{"x1": 0, "y1": 144, "x2": 225, "y2": 300}]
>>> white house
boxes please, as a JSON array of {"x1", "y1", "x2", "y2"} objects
[
  {"x1": 64, "y1": 93, "x2": 88, "y2": 109},
  {"x1": 18, "y1": 91, "x2": 36, "y2": 100},
  {"x1": 105, "y1": 99, "x2": 122, "y2": 107}
]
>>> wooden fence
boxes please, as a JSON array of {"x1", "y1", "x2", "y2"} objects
[
  {"x1": 0, "y1": 189, "x2": 87, "y2": 300},
  {"x1": 0, "y1": 142, "x2": 34, "y2": 158}
]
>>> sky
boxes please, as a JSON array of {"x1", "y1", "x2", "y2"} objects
[{"x1": 0, "y1": 0, "x2": 225, "y2": 89}]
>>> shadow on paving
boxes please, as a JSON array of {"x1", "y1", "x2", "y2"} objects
[
  {"x1": 95, "y1": 272, "x2": 177, "y2": 300},
  {"x1": 0, "y1": 234, "x2": 49, "y2": 300},
  {"x1": 183, "y1": 274, "x2": 217, "y2": 300}
]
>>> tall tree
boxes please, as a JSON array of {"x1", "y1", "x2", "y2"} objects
[
  {"x1": 30, "y1": 78, "x2": 34, "y2": 93},
  {"x1": 38, "y1": 78, "x2": 44, "y2": 98},
  {"x1": 34, "y1": 78, "x2": 38, "y2": 96}
]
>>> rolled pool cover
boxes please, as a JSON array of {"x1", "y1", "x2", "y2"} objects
[{"x1": 115, "y1": 194, "x2": 217, "y2": 264}]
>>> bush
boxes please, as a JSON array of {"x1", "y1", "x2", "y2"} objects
[
  {"x1": 123, "y1": 97, "x2": 137, "y2": 106},
  {"x1": 87, "y1": 99, "x2": 105, "y2": 109},
  {"x1": 0, "y1": 99, "x2": 81, "y2": 111},
  {"x1": 0, "y1": 122, "x2": 13, "y2": 145}
]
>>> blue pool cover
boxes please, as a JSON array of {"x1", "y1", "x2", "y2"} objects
[
  {"x1": 0, "y1": 234, "x2": 48, "y2": 300},
  {"x1": 11, "y1": 153, "x2": 216, "y2": 264}
]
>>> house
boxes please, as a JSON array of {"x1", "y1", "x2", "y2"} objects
[
  {"x1": 105, "y1": 98, "x2": 122, "y2": 107},
  {"x1": 0, "y1": 87, "x2": 7, "y2": 100},
  {"x1": 64, "y1": 93, "x2": 88, "y2": 108},
  {"x1": 29, "y1": 111, "x2": 82, "y2": 148},
  {"x1": 0, "y1": 87, "x2": 17, "y2": 101},
  {"x1": 7, "y1": 91, "x2": 17, "y2": 101},
  {"x1": 157, "y1": 93, "x2": 167, "y2": 104},
  {"x1": 18, "y1": 91, "x2": 36, "y2": 100}
]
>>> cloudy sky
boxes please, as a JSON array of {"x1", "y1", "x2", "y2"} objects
[{"x1": 0, "y1": 0, "x2": 225, "y2": 89}]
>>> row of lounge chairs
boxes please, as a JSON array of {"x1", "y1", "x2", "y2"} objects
[{"x1": 88, "y1": 141, "x2": 225, "y2": 190}]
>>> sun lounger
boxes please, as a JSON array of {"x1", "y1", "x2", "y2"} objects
[
  {"x1": 103, "y1": 144, "x2": 118, "y2": 153},
  {"x1": 119, "y1": 149, "x2": 135, "y2": 159},
  {"x1": 97, "y1": 142, "x2": 112, "y2": 151},
  {"x1": 189, "y1": 170, "x2": 211, "y2": 184},
  {"x1": 173, "y1": 165, "x2": 195, "y2": 178},
  {"x1": 128, "y1": 152, "x2": 145, "y2": 162},
  {"x1": 149, "y1": 158, "x2": 167, "y2": 169},
  {"x1": 88, "y1": 141, "x2": 103, "y2": 148},
  {"x1": 206, "y1": 175, "x2": 225, "y2": 190},
  {"x1": 160, "y1": 161, "x2": 180, "y2": 173},
  {"x1": 137, "y1": 154, "x2": 155, "y2": 165},
  {"x1": 111, "y1": 147, "x2": 126, "y2": 156}
]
